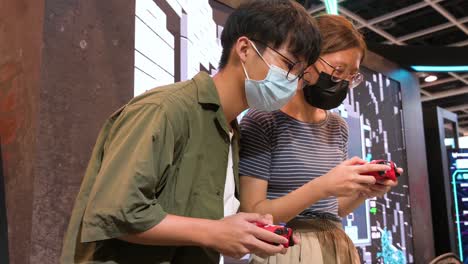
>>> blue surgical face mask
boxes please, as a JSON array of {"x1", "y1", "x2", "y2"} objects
[{"x1": 242, "y1": 41, "x2": 298, "y2": 112}]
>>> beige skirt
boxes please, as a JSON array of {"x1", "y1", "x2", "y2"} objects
[{"x1": 250, "y1": 218, "x2": 360, "y2": 264}]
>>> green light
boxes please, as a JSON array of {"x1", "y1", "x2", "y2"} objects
[
  {"x1": 324, "y1": 0, "x2": 338, "y2": 15},
  {"x1": 411, "y1": 65, "x2": 468, "y2": 72},
  {"x1": 452, "y1": 169, "x2": 468, "y2": 261},
  {"x1": 370, "y1": 207, "x2": 377, "y2": 215}
]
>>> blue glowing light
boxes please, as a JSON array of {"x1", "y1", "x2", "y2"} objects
[
  {"x1": 377, "y1": 228, "x2": 406, "y2": 264},
  {"x1": 324, "y1": 0, "x2": 338, "y2": 15},
  {"x1": 411, "y1": 65, "x2": 468, "y2": 72}
]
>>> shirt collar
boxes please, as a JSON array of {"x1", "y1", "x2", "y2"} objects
[{"x1": 193, "y1": 72, "x2": 221, "y2": 111}]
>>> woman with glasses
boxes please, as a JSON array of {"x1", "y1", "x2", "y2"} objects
[{"x1": 239, "y1": 15, "x2": 401, "y2": 264}]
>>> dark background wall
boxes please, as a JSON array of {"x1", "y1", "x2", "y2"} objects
[{"x1": 0, "y1": 0, "x2": 135, "y2": 263}]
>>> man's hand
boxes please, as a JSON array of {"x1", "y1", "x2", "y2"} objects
[{"x1": 208, "y1": 213, "x2": 289, "y2": 259}]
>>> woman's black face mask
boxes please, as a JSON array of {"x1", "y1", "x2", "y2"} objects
[{"x1": 302, "y1": 72, "x2": 349, "y2": 110}]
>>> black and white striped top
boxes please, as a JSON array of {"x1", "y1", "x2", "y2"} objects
[{"x1": 239, "y1": 109, "x2": 349, "y2": 218}]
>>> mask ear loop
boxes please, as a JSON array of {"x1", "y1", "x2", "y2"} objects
[
  {"x1": 248, "y1": 40, "x2": 272, "y2": 68},
  {"x1": 298, "y1": 71, "x2": 310, "y2": 89},
  {"x1": 311, "y1": 63, "x2": 321, "y2": 75},
  {"x1": 311, "y1": 63, "x2": 341, "y2": 84},
  {"x1": 300, "y1": 64, "x2": 321, "y2": 89},
  {"x1": 315, "y1": 60, "x2": 343, "y2": 84},
  {"x1": 241, "y1": 62, "x2": 250, "y2": 81},
  {"x1": 241, "y1": 40, "x2": 272, "y2": 82},
  {"x1": 250, "y1": 39, "x2": 301, "y2": 84}
]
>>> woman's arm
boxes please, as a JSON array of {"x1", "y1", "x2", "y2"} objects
[
  {"x1": 240, "y1": 176, "x2": 329, "y2": 224},
  {"x1": 240, "y1": 158, "x2": 388, "y2": 223},
  {"x1": 337, "y1": 194, "x2": 366, "y2": 217}
]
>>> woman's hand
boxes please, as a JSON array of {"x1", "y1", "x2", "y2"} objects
[
  {"x1": 317, "y1": 157, "x2": 391, "y2": 197},
  {"x1": 361, "y1": 167, "x2": 403, "y2": 198}
]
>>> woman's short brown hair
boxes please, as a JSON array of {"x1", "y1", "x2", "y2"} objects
[{"x1": 315, "y1": 14, "x2": 367, "y2": 60}]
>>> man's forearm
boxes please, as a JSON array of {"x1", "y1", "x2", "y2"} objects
[{"x1": 119, "y1": 214, "x2": 214, "y2": 248}]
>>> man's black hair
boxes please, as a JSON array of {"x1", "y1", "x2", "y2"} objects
[{"x1": 219, "y1": 0, "x2": 321, "y2": 69}]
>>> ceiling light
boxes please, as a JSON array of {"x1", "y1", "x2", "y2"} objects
[
  {"x1": 324, "y1": 0, "x2": 338, "y2": 15},
  {"x1": 424, "y1": 75, "x2": 438, "y2": 83}
]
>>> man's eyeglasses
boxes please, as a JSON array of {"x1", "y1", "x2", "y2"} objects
[
  {"x1": 319, "y1": 57, "x2": 364, "y2": 89},
  {"x1": 251, "y1": 39, "x2": 307, "y2": 82}
]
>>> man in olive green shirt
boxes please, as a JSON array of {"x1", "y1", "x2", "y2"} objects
[{"x1": 61, "y1": 1, "x2": 321, "y2": 263}]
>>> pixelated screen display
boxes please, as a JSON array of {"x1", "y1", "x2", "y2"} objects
[
  {"x1": 133, "y1": 1, "x2": 414, "y2": 263},
  {"x1": 338, "y1": 68, "x2": 413, "y2": 264},
  {"x1": 448, "y1": 149, "x2": 468, "y2": 263}
]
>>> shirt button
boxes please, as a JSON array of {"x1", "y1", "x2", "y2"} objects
[{"x1": 216, "y1": 190, "x2": 221, "y2": 196}]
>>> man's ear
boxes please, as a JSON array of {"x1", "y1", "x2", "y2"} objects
[{"x1": 234, "y1": 36, "x2": 251, "y2": 65}]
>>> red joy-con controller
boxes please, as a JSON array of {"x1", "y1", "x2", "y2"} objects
[
  {"x1": 255, "y1": 223, "x2": 295, "y2": 248},
  {"x1": 363, "y1": 160, "x2": 400, "y2": 182}
]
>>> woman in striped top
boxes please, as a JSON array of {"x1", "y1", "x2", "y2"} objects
[{"x1": 239, "y1": 15, "x2": 402, "y2": 264}]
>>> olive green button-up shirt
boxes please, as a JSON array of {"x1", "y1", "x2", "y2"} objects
[{"x1": 60, "y1": 72, "x2": 240, "y2": 264}]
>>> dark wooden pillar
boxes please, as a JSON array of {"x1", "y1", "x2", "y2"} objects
[
  {"x1": 0, "y1": 0, "x2": 135, "y2": 263},
  {"x1": 0, "y1": 140, "x2": 9, "y2": 264},
  {"x1": 0, "y1": 1, "x2": 45, "y2": 263}
]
